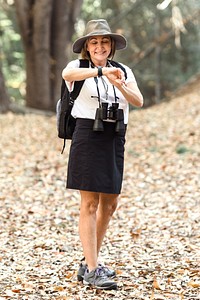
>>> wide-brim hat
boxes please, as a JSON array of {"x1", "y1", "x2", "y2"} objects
[{"x1": 72, "y1": 19, "x2": 127, "y2": 53}]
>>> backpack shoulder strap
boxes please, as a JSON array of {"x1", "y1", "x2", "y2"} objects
[
  {"x1": 109, "y1": 60, "x2": 127, "y2": 80},
  {"x1": 61, "y1": 59, "x2": 89, "y2": 102},
  {"x1": 70, "y1": 59, "x2": 89, "y2": 100}
]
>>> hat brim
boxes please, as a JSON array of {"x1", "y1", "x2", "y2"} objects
[{"x1": 72, "y1": 33, "x2": 127, "y2": 53}]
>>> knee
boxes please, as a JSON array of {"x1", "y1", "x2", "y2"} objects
[
  {"x1": 107, "y1": 201, "x2": 118, "y2": 216},
  {"x1": 85, "y1": 200, "x2": 99, "y2": 215},
  {"x1": 100, "y1": 195, "x2": 118, "y2": 216},
  {"x1": 80, "y1": 196, "x2": 99, "y2": 215},
  {"x1": 80, "y1": 191, "x2": 100, "y2": 215}
]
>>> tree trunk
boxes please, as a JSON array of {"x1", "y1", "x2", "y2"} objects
[
  {"x1": 0, "y1": 65, "x2": 10, "y2": 113},
  {"x1": 14, "y1": 0, "x2": 83, "y2": 111},
  {"x1": 154, "y1": 10, "x2": 161, "y2": 104}
]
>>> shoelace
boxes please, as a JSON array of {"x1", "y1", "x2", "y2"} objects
[
  {"x1": 99, "y1": 264, "x2": 109, "y2": 271},
  {"x1": 95, "y1": 266, "x2": 108, "y2": 279}
]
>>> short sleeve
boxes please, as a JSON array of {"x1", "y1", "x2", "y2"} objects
[
  {"x1": 64, "y1": 59, "x2": 80, "y2": 91},
  {"x1": 125, "y1": 66, "x2": 137, "y2": 84},
  {"x1": 117, "y1": 62, "x2": 137, "y2": 85}
]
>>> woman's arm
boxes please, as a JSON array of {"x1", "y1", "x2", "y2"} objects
[
  {"x1": 117, "y1": 81, "x2": 143, "y2": 107},
  {"x1": 62, "y1": 64, "x2": 143, "y2": 107},
  {"x1": 62, "y1": 66, "x2": 123, "y2": 82},
  {"x1": 62, "y1": 67, "x2": 98, "y2": 82},
  {"x1": 105, "y1": 69, "x2": 143, "y2": 107}
]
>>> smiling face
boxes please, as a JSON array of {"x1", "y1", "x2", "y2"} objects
[{"x1": 86, "y1": 36, "x2": 112, "y2": 66}]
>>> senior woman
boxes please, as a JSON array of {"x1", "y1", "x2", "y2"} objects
[{"x1": 62, "y1": 19, "x2": 143, "y2": 290}]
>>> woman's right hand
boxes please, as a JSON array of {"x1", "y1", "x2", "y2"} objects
[{"x1": 103, "y1": 67, "x2": 125, "y2": 87}]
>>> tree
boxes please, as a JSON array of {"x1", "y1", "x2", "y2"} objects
[
  {"x1": 0, "y1": 64, "x2": 10, "y2": 113},
  {"x1": 1, "y1": 0, "x2": 199, "y2": 110},
  {"x1": 14, "y1": 0, "x2": 83, "y2": 111},
  {"x1": 0, "y1": 1, "x2": 12, "y2": 113}
]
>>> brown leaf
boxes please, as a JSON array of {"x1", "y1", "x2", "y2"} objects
[
  {"x1": 153, "y1": 277, "x2": 161, "y2": 290},
  {"x1": 152, "y1": 277, "x2": 165, "y2": 291},
  {"x1": 12, "y1": 289, "x2": 21, "y2": 293},
  {"x1": 130, "y1": 227, "x2": 141, "y2": 240},
  {"x1": 54, "y1": 285, "x2": 64, "y2": 292},
  {"x1": 188, "y1": 281, "x2": 200, "y2": 288}
]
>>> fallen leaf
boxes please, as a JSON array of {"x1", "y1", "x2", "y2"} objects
[{"x1": 188, "y1": 281, "x2": 200, "y2": 288}]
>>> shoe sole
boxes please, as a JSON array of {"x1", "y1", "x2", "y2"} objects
[
  {"x1": 77, "y1": 273, "x2": 116, "y2": 282},
  {"x1": 83, "y1": 280, "x2": 117, "y2": 290}
]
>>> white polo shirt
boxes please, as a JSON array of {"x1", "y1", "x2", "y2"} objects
[{"x1": 65, "y1": 59, "x2": 137, "y2": 124}]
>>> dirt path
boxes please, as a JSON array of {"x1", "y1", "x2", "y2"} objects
[{"x1": 0, "y1": 78, "x2": 200, "y2": 299}]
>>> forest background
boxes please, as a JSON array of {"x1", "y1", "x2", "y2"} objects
[
  {"x1": 0, "y1": 1, "x2": 200, "y2": 298},
  {"x1": 0, "y1": 0, "x2": 200, "y2": 113}
]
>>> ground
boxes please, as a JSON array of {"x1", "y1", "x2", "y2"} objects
[{"x1": 0, "y1": 75, "x2": 200, "y2": 299}]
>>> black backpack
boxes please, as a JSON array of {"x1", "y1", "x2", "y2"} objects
[{"x1": 56, "y1": 59, "x2": 127, "y2": 153}]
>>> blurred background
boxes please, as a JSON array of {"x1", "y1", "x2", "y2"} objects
[{"x1": 0, "y1": 0, "x2": 200, "y2": 113}]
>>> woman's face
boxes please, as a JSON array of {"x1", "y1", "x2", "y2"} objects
[{"x1": 86, "y1": 36, "x2": 112, "y2": 65}]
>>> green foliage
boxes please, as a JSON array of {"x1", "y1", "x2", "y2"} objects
[
  {"x1": 176, "y1": 144, "x2": 189, "y2": 154},
  {"x1": 79, "y1": 0, "x2": 200, "y2": 106},
  {"x1": 0, "y1": 3, "x2": 25, "y2": 104}
]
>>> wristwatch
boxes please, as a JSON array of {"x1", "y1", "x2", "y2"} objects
[{"x1": 97, "y1": 66, "x2": 103, "y2": 77}]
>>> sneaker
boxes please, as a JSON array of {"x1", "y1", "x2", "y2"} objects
[
  {"x1": 77, "y1": 262, "x2": 87, "y2": 282},
  {"x1": 99, "y1": 264, "x2": 116, "y2": 278},
  {"x1": 77, "y1": 262, "x2": 116, "y2": 282},
  {"x1": 83, "y1": 266, "x2": 117, "y2": 290}
]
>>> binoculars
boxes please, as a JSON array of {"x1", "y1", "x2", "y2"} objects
[{"x1": 93, "y1": 102, "x2": 125, "y2": 133}]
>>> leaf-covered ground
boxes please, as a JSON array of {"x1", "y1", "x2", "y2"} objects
[{"x1": 0, "y1": 76, "x2": 200, "y2": 299}]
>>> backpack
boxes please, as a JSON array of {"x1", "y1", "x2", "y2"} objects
[{"x1": 56, "y1": 59, "x2": 127, "y2": 153}]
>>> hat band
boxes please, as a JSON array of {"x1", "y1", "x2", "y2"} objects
[{"x1": 86, "y1": 30, "x2": 112, "y2": 37}]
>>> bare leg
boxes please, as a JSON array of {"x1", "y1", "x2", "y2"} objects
[
  {"x1": 79, "y1": 190, "x2": 100, "y2": 272},
  {"x1": 96, "y1": 193, "x2": 119, "y2": 257}
]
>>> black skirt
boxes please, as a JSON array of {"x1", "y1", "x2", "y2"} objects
[{"x1": 66, "y1": 118, "x2": 126, "y2": 194}]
